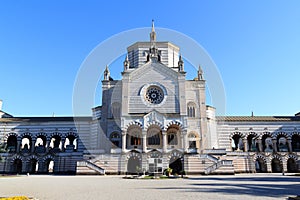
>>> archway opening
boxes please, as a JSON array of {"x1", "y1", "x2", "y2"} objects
[
  {"x1": 28, "y1": 159, "x2": 38, "y2": 174},
  {"x1": 255, "y1": 158, "x2": 267, "y2": 173},
  {"x1": 46, "y1": 159, "x2": 54, "y2": 173},
  {"x1": 169, "y1": 156, "x2": 182, "y2": 175},
  {"x1": 247, "y1": 134, "x2": 257, "y2": 152},
  {"x1": 6, "y1": 135, "x2": 17, "y2": 153},
  {"x1": 21, "y1": 136, "x2": 32, "y2": 153},
  {"x1": 262, "y1": 134, "x2": 273, "y2": 152},
  {"x1": 277, "y1": 135, "x2": 288, "y2": 152},
  {"x1": 13, "y1": 159, "x2": 22, "y2": 174},
  {"x1": 292, "y1": 135, "x2": 300, "y2": 152},
  {"x1": 287, "y1": 158, "x2": 298, "y2": 173},
  {"x1": 35, "y1": 135, "x2": 47, "y2": 153},
  {"x1": 271, "y1": 158, "x2": 282, "y2": 173},
  {"x1": 231, "y1": 134, "x2": 243, "y2": 151},
  {"x1": 127, "y1": 155, "x2": 141, "y2": 175}
]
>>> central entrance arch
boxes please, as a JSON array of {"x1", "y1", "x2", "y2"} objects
[{"x1": 127, "y1": 151, "x2": 142, "y2": 175}]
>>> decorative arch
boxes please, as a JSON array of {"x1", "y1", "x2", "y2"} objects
[
  {"x1": 11, "y1": 155, "x2": 24, "y2": 163},
  {"x1": 125, "y1": 121, "x2": 143, "y2": 132},
  {"x1": 145, "y1": 121, "x2": 164, "y2": 130},
  {"x1": 4, "y1": 132, "x2": 18, "y2": 142},
  {"x1": 165, "y1": 120, "x2": 183, "y2": 130}
]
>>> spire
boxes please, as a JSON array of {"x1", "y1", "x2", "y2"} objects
[
  {"x1": 198, "y1": 65, "x2": 204, "y2": 80},
  {"x1": 150, "y1": 19, "x2": 156, "y2": 43},
  {"x1": 178, "y1": 54, "x2": 184, "y2": 71},
  {"x1": 149, "y1": 20, "x2": 158, "y2": 59},
  {"x1": 104, "y1": 65, "x2": 110, "y2": 81},
  {"x1": 123, "y1": 54, "x2": 130, "y2": 71}
]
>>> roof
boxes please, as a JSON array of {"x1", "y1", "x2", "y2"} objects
[
  {"x1": 217, "y1": 116, "x2": 300, "y2": 122},
  {"x1": 0, "y1": 116, "x2": 92, "y2": 123}
]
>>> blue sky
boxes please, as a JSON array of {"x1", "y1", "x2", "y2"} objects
[{"x1": 0, "y1": 1, "x2": 299, "y2": 116}]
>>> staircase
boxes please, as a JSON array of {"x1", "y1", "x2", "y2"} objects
[
  {"x1": 185, "y1": 154, "x2": 234, "y2": 175},
  {"x1": 76, "y1": 160, "x2": 105, "y2": 175},
  {"x1": 204, "y1": 160, "x2": 234, "y2": 175}
]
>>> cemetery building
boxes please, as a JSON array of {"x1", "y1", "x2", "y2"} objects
[{"x1": 0, "y1": 22, "x2": 299, "y2": 175}]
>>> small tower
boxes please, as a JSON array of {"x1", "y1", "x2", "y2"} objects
[
  {"x1": 103, "y1": 65, "x2": 110, "y2": 81},
  {"x1": 123, "y1": 54, "x2": 130, "y2": 71},
  {"x1": 198, "y1": 65, "x2": 204, "y2": 80},
  {"x1": 178, "y1": 54, "x2": 184, "y2": 71}
]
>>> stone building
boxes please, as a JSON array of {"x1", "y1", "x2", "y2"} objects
[{"x1": 0, "y1": 22, "x2": 299, "y2": 175}]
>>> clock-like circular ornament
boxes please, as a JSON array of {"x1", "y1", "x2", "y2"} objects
[{"x1": 145, "y1": 86, "x2": 164, "y2": 104}]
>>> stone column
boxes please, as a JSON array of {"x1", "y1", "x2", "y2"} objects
[
  {"x1": 243, "y1": 138, "x2": 248, "y2": 152},
  {"x1": 266, "y1": 160, "x2": 272, "y2": 173},
  {"x1": 282, "y1": 159, "x2": 287, "y2": 173},
  {"x1": 287, "y1": 138, "x2": 292, "y2": 153},
  {"x1": 257, "y1": 139, "x2": 263, "y2": 152},
  {"x1": 180, "y1": 135, "x2": 184, "y2": 151},
  {"x1": 162, "y1": 131, "x2": 167, "y2": 153},
  {"x1": 61, "y1": 138, "x2": 65, "y2": 152},
  {"x1": 142, "y1": 131, "x2": 147, "y2": 153},
  {"x1": 17, "y1": 139, "x2": 21, "y2": 153},
  {"x1": 182, "y1": 131, "x2": 188, "y2": 153},
  {"x1": 46, "y1": 138, "x2": 51, "y2": 153},
  {"x1": 122, "y1": 131, "x2": 126, "y2": 153},
  {"x1": 31, "y1": 138, "x2": 36, "y2": 153},
  {"x1": 272, "y1": 139, "x2": 278, "y2": 152}
]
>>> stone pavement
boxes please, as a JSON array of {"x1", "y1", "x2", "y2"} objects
[{"x1": 0, "y1": 174, "x2": 299, "y2": 200}]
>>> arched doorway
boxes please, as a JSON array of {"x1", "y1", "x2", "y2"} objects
[
  {"x1": 169, "y1": 153, "x2": 183, "y2": 175},
  {"x1": 45, "y1": 159, "x2": 54, "y2": 173},
  {"x1": 127, "y1": 152, "x2": 142, "y2": 175},
  {"x1": 28, "y1": 159, "x2": 38, "y2": 174},
  {"x1": 271, "y1": 158, "x2": 282, "y2": 173},
  {"x1": 287, "y1": 158, "x2": 298, "y2": 173},
  {"x1": 6, "y1": 135, "x2": 17, "y2": 153},
  {"x1": 13, "y1": 159, "x2": 22, "y2": 174},
  {"x1": 255, "y1": 158, "x2": 267, "y2": 173}
]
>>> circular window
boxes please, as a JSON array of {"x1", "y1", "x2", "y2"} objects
[{"x1": 145, "y1": 86, "x2": 164, "y2": 104}]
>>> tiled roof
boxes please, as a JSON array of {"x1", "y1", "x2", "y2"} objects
[
  {"x1": 0, "y1": 116, "x2": 92, "y2": 122},
  {"x1": 217, "y1": 116, "x2": 300, "y2": 122}
]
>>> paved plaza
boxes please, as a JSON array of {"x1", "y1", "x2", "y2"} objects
[{"x1": 0, "y1": 174, "x2": 299, "y2": 200}]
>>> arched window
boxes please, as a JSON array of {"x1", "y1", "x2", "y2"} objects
[
  {"x1": 187, "y1": 102, "x2": 196, "y2": 118},
  {"x1": 167, "y1": 133, "x2": 178, "y2": 145},
  {"x1": 188, "y1": 133, "x2": 199, "y2": 150},
  {"x1": 110, "y1": 132, "x2": 121, "y2": 148},
  {"x1": 147, "y1": 127, "x2": 161, "y2": 146}
]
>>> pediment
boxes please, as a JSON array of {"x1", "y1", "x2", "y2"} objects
[{"x1": 129, "y1": 61, "x2": 180, "y2": 82}]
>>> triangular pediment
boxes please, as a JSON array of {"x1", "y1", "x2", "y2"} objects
[{"x1": 129, "y1": 61, "x2": 181, "y2": 81}]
